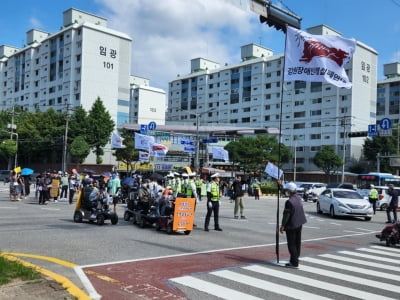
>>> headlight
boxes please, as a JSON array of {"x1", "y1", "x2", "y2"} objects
[{"x1": 337, "y1": 201, "x2": 347, "y2": 208}]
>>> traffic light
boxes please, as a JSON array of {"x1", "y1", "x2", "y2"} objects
[
  {"x1": 256, "y1": 1, "x2": 301, "y2": 33},
  {"x1": 348, "y1": 131, "x2": 368, "y2": 138}
]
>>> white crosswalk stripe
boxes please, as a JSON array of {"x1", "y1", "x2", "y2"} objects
[{"x1": 169, "y1": 245, "x2": 400, "y2": 299}]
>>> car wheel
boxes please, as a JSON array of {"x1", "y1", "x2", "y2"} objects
[
  {"x1": 73, "y1": 211, "x2": 83, "y2": 223},
  {"x1": 365, "y1": 217, "x2": 371, "y2": 221},
  {"x1": 111, "y1": 214, "x2": 118, "y2": 225},
  {"x1": 329, "y1": 206, "x2": 336, "y2": 218},
  {"x1": 97, "y1": 214, "x2": 105, "y2": 226},
  {"x1": 184, "y1": 230, "x2": 191, "y2": 235},
  {"x1": 123, "y1": 211, "x2": 131, "y2": 221},
  {"x1": 316, "y1": 202, "x2": 322, "y2": 214},
  {"x1": 166, "y1": 223, "x2": 173, "y2": 234}
]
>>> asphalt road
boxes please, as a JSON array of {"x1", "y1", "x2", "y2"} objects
[{"x1": 0, "y1": 183, "x2": 390, "y2": 299}]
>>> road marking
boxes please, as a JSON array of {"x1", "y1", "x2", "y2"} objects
[
  {"x1": 320, "y1": 253, "x2": 400, "y2": 272},
  {"x1": 338, "y1": 250, "x2": 400, "y2": 263},
  {"x1": 212, "y1": 269, "x2": 332, "y2": 300},
  {"x1": 329, "y1": 222, "x2": 342, "y2": 226},
  {"x1": 1, "y1": 253, "x2": 92, "y2": 300},
  {"x1": 244, "y1": 265, "x2": 395, "y2": 300},
  {"x1": 41, "y1": 207, "x2": 60, "y2": 211},
  {"x1": 357, "y1": 247, "x2": 400, "y2": 256},
  {"x1": 355, "y1": 227, "x2": 375, "y2": 232},
  {"x1": 370, "y1": 245, "x2": 400, "y2": 253},
  {"x1": 170, "y1": 275, "x2": 264, "y2": 300},
  {"x1": 302, "y1": 256, "x2": 400, "y2": 280}
]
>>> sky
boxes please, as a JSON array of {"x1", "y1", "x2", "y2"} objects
[{"x1": 1, "y1": 0, "x2": 400, "y2": 91}]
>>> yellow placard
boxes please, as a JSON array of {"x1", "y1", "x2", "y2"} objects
[
  {"x1": 14, "y1": 166, "x2": 21, "y2": 173},
  {"x1": 173, "y1": 197, "x2": 195, "y2": 231}
]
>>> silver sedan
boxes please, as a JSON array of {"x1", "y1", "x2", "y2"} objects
[{"x1": 317, "y1": 188, "x2": 373, "y2": 221}]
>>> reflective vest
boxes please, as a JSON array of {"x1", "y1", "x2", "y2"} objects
[
  {"x1": 210, "y1": 181, "x2": 220, "y2": 201},
  {"x1": 370, "y1": 188, "x2": 378, "y2": 199},
  {"x1": 186, "y1": 179, "x2": 194, "y2": 197}
]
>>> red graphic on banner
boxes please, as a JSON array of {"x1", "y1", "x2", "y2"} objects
[{"x1": 299, "y1": 40, "x2": 349, "y2": 66}]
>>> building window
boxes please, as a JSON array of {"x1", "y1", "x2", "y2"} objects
[{"x1": 310, "y1": 134, "x2": 321, "y2": 140}]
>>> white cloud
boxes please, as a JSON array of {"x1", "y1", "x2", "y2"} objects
[
  {"x1": 29, "y1": 17, "x2": 43, "y2": 29},
  {"x1": 96, "y1": 0, "x2": 269, "y2": 90}
]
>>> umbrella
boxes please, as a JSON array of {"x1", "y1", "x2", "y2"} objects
[
  {"x1": 150, "y1": 173, "x2": 165, "y2": 181},
  {"x1": 102, "y1": 171, "x2": 112, "y2": 177},
  {"x1": 83, "y1": 169, "x2": 95, "y2": 174},
  {"x1": 21, "y1": 168, "x2": 34, "y2": 176}
]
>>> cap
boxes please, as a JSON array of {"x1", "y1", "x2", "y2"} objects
[
  {"x1": 182, "y1": 173, "x2": 189, "y2": 178},
  {"x1": 189, "y1": 172, "x2": 196, "y2": 177},
  {"x1": 370, "y1": 184, "x2": 374, "y2": 188},
  {"x1": 211, "y1": 173, "x2": 220, "y2": 178},
  {"x1": 283, "y1": 182, "x2": 297, "y2": 192},
  {"x1": 174, "y1": 172, "x2": 181, "y2": 176}
]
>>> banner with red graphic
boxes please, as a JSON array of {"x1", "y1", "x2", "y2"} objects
[{"x1": 284, "y1": 26, "x2": 356, "y2": 89}]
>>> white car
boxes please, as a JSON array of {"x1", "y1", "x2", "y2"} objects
[
  {"x1": 317, "y1": 188, "x2": 373, "y2": 221},
  {"x1": 375, "y1": 186, "x2": 400, "y2": 211}
]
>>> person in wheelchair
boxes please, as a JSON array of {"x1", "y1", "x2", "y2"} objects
[
  {"x1": 138, "y1": 179, "x2": 152, "y2": 212},
  {"x1": 88, "y1": 181, "x2": 109, "y2": 211}
]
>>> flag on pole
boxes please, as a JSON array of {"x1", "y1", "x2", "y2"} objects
[
  {"x1": 284, "y1": 26, "x2": 356, "y2": 89},
  {"x1": 264, "y1": 162, "x2": 283, "y2": 179},
  {"x1": 211, "y1": 146, "x2": 229, "y2": 161},
  {"x1": 111, "y1": 131, "x2": 125, "y2": 149},
  {"x1": 134, "y1": 133, "x2": 155, "y2": 150},
  {"x1": 138, "y1": 151, "x2": 149, "y2": 161},
  {"x1": 149, "y1": 142, "x2": 168, "y2": 157}
]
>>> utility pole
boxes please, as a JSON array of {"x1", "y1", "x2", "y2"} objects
[{"x1": 62, "y1": 103, "x2": 72, "y2": 174}]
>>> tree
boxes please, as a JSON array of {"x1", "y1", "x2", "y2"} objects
[
  {"x1": 85, "y1": 97, "x2": 115, "y2": 164},
  {"x1": 70, "y1": 136, "x2": 90, "y2": 165},
  {"x1": 224, "y1": 135, "x2": 291, "y2": 174},
  {"x1": 313, "y1": 145, "x2": 343, "y2": 181},
  {"x1": 363, "y1": 132, "x2": 398, "y2": 173},
  {"x1": 113, "y1": 128, "x2": 139, "y2": 172}
]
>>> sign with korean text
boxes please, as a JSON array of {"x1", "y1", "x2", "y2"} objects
[{"x1": 173, "y1": 198, "x2": 195, "y2": 231}]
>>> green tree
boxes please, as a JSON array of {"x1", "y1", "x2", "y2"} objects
[
  {"x1": 363, "y1": 132, "x2": 398, "y2": 173},
  {"x1": 85, "y1": 97, "x2": 115, "y2": 164},
  {"x1": 313, "y1": 145, "x2": 343, "y2": 181},
  {"x1": 0, "y1": 139, "x2": 17, "y2": 166},
  {"x1": 70, "y1": 136, "x2": 90, "y2": 165},
  {"x1": 224, "y1": 135, "x2": 291, "y2": 174},
  {"x1": 113, "y1": 128, "x2": 139, "y2": 172}
]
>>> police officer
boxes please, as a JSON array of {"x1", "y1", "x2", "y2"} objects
[
  {"x1": 204, "y1": 173, "x2": 223, "y2": 232},
  {"x1": 279, "y1": 182, "x2": 307, "y2": 268},
  {"x1": 369, "y1": 184, "x2": 378, "y2": 214}
]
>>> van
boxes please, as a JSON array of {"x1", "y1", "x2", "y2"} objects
[{"x1": 0, "y1": 170, "x2": 11, "y2": 183}]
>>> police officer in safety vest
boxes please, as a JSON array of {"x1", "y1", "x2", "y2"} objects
[{"x1": 204, "y1": 173, "x2": 223, "y2": 232}]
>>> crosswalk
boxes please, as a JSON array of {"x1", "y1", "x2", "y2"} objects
[{"x1": 170, "y1": 245, "x2": 400, "y2": 300}]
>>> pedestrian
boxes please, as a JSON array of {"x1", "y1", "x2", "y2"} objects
[
  {"x1": 279, "y1": 181, "x2": 307, "y2": 268},
  {"x1": 231, "y1": 175, "x2": 245, "y2": 219},
  {"x1": 68, "y1": 175, "x2": 78, "y2": 205},
  {"x1": 16, "y1": 173, "x2": 25, "y2": 200},
  {"x1": 108, "y1": 173, "x2": 121, "y2": 212},
  {"x1": 204, "y1": 173, "x2": 223, "y2": 232},
  {"x1": 9, "y1": 171, "x2": 18, "y2": 201},
  {"x1": 59, "y1": 172, "x2": 69, "y2": 201},
  {"x1": 386, "y1": 184, "x2": 398, "y2": 223},
  {"x1": 368, "y1": 184, "x2": 378, "y2": 214},
  {"x1": 252, "y1": 179, "x2": 261, "y2": 200}
]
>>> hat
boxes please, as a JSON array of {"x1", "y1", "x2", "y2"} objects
[
  {"x1": 370, "y1": 184, "x2": 374, "y2": 188},
  {"x1": 211, "y1": 173, "x2": 220, "y2": 178},
  {"x1": 182, "y1": 173, "x2": 189, "y2": 178},
  {"x1": 174, "y1": 172, "x2": 181, "y2": 176},
  {"x1": 283, "y1": 182, "x2": 297, "y2": 192},
  {"x1": 189, "y1": 172, "x2": 196, "y2": 177}
]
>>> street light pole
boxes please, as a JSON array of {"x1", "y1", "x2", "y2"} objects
[{"x1": 195, "y1": 113, "x2": 200, "y2": 172}]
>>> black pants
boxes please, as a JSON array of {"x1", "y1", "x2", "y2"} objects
[
  {"x1": 60, "y1": 185, "x2": 68, "y2": 199},
  {"x1": 69, "y1": 189, "x2": 75, "y2": 204},
  {"x1": 369, "y1": 199, "x2": 377, "y2": 213},
  {"x1": 285, "y1": 226, "x2": 302, "y2": 266},
  {"x1": 205, "y1": 201, "x2": 220, "y2": 229},
  {"x1": 387, "y1": 206, "x2": 398, "y2": 222}
]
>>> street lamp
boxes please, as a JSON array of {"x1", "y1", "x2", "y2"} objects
[{"x1": 194, "y1": 108, "x2": 216, "y2": 172}]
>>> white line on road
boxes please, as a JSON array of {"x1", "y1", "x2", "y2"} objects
[{"x1": 170, "y1": 275, "x2": 263, "y2": 300}]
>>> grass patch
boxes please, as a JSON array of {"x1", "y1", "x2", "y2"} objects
[{"x1": 0, "y1": 255, "x2": 41, "y2": 285}]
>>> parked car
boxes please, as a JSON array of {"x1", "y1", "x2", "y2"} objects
[
  {"x1": 316, "y1": 188, "x2": 373, "y2": 221},
  {"x1": 0, "y1": 170, "x2": 10, "y2": 183},
  {"x1": 296, "y1": 182, "x2": 326, "y2": 202}
]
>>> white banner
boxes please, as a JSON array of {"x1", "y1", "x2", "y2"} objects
[
  {"x1": 284, "y1": 26, "x2": 356, "y2": 89},
  {"x1": 139, "y1": 151, "x2": 149, "y2": 161},
  {"x1": 134, "y1": 133, "x2": 155, "y2": 150},
  {"x1": 149, "y1": 142, "x2": 168, "y2": 157},
  {"x1": 264, "y1": 162, "x2": 283, "y2": 179},
  {"x1": 211, "y1": 146, "x2": 229, "y2": 161},
  {"x1": 111, "y1": 131, "x2": 125, "y2": 149}
]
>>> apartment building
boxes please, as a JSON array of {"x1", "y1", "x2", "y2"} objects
[{"x1": 167, "y1": 25, "x2": 378, "y2": 172}]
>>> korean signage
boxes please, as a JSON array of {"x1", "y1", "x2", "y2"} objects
[
  {"x1": 173, "y1": 198, "x2": 195, "y2": 231},
  {"x1": 99, "y1": 45, "x2": 117, "y2": 70}
]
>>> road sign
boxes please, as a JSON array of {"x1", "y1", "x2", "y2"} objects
[
  {"x1": 184, "y1": 146, "x2": 195, "y2": 152},
  {"x1": 180, "y1": 140, "x2": 194, "y2": 146},
  {"x1": 140, "y1": 124, "x2": 147, "y2": 135},
  {"x1": 202, "y1": 138, "x2": 218, "y2": 143},
  {"x1": 379, "y1": 118, "x2": 392, "y2": 130},
  {"x1": 368, "y1": 124, "x2": 378, "y2": 137},
  {"x1": 148, "y1": 121, "x2": 157, "y2": 131},
  {"x1": 379, "y1": 129, "x2": 392, "y2": 136}
]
